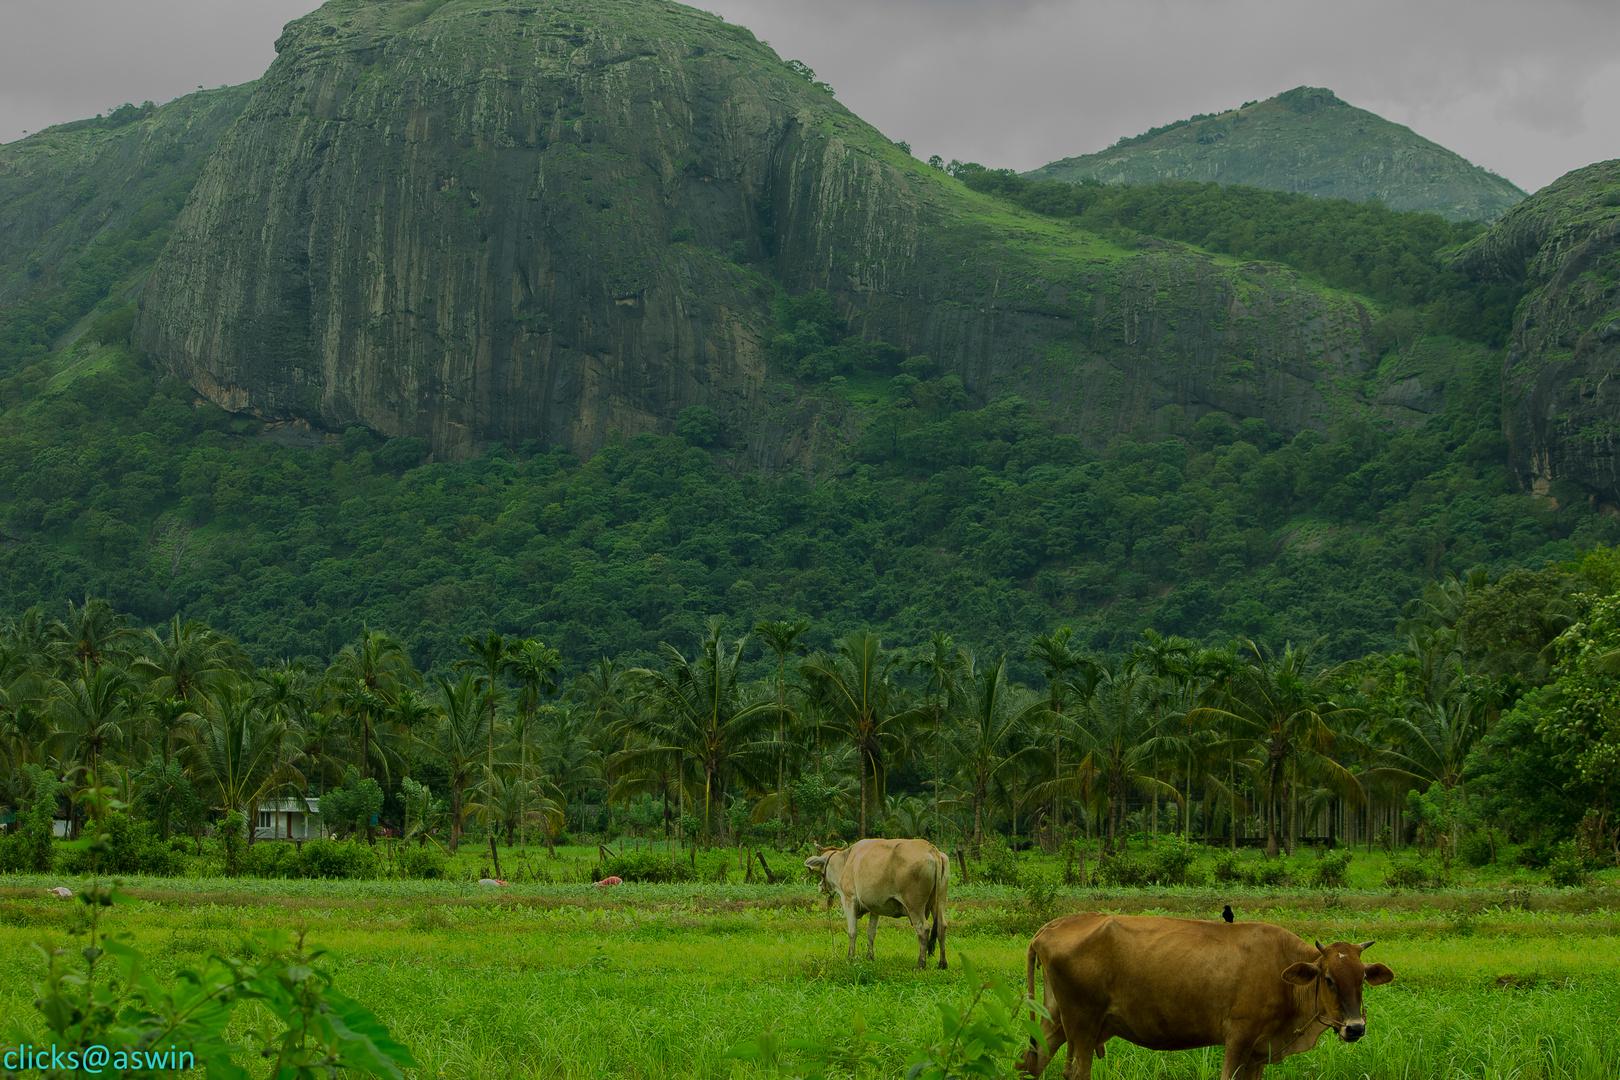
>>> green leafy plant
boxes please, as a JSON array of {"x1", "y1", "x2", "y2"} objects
[
  {"x1": 1547, "y1": 841, "x2": 1589, "y2": 888},
  {"x1": 1306, "y1": 850, "x2": 1354, "y2": 889}
]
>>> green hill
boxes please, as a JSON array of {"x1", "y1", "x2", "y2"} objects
[
  {"x1": 1027, "y1": 86, "x2": 1526, "y2": 224},
  {"x1": 0, "y1": 0, "x2": 1613, "y2": 673}
]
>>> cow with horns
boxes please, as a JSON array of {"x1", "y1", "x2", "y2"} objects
[{"x1": 1018, "y1": 913, "x2": 1394, "y2": 1079}]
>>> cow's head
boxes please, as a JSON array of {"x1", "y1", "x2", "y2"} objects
[
  {"x1": 1281, "y1": 940, "x2": 1394, "y2": 1043},
  {"x1": 804, "y1": 846, "x2": 846, "y2": 896}
]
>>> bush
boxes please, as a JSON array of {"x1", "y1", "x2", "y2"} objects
[
  {"x1": 1097, "y1": 853, "x2": 1150, "y2": 887},
  {"x1": 1211, "y1": 850, "x2": 1293, "y2": 888},
  {"x1": 1458, "y1": 829, "x2": 1495, "y2": 867},
  {"x1": 1307, "y1": 850, "x2": 1354, "y2": 889},
  {"x1": 1250, "y1": 860, "x2": 1295, "y2": 888},
  {"x1": 298, "y1": 838, "x2": 382, "y2": 880},
  {"x1": 396, "y1": 846, "x2": 447, "y2": 880},
  {"x1": 1516, "y1": 837, "x2": 1558, "y2": 869},
  {"x1": 241, "y1": 841, "x2": 301, "y2": 878},
  {"x1": 596, "y1": 850, "x2": 695, "y2": 884},
  {"x1": 1147, "y1": 835, "x2": 1199, "y2": 885},
  {"x1": 99, "y1": 813, "x2": 186, "y2": 876},
  {"x1": 1383, "y1": 857, "x2": 1445, "y2": 889},
  {"x1": 1547, "y1": 841, "x2": 1589, "y2": 888},
  {"x1": 979, "y1": 837, "x2": 1022, "y2": 886}
]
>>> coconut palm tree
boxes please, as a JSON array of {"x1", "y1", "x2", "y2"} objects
[
  {"x1": 49, "y1": 596, "x2": 139, "y2": 672},
  {"x1": 418, "y1": 672, "x2": 491, "y2": 853},
  {"x1": 1191, "y1": 639, "x2": 1364, "y2": 857},
  {"x1": 754, "y1": 618, "x2": 810, "y2": 831},
  {"x1": 46, "y1": 659, "x2": 132, "y2": 783},
  {"x1": 910, "y1": 632, "x2": 972, "y2": 845},
  {"x1": 942, "y1": 654, "x2": 1040, "y2": 852},
  {"x1": 131, "y1": 615, "x2": 248, "y2": 705},
  {"x1": 325, "y1": 628, "x2": 418, "y2": 783},
  {"x1": 617, "y1": 618, "x2": 779, "y2": 845},
  {"x1": 800, "y1": 630, "x2": 915, "y2": 839},
  {"x1": 183, "y1": 687, "x2": 304, "y2": 825}
]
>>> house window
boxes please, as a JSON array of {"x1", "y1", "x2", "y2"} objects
[{"x1": 258, "y1": 810, "x2": 273, "y2": 830}]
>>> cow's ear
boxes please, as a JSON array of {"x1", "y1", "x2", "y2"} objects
[
  {"x1": 1281, "y1": 962, "x2": 1320, "y2": 985},
  {"x1": 1363, "y1": 963, "x2": 1394, "y2": 986},
  {"x1": 804, "y1": 856, "x2": 826, "y2": 871}
]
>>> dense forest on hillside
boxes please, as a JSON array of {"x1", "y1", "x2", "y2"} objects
[
  {"x1": 945, "y1": 164, "x2": 1522, "y2": 346},
  {"x1": 0, "y1": 329, "x2": 1609, "y2": 676}
]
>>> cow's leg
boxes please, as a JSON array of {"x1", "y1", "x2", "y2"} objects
[
  {"x1": 1220, "y1": 1041, "x2": 1266, "y2": 1080},
  {"x1": 1058, "y1": 1015, "x2": 1103, "y2": 1080},
  {"x1": 844, "y1": 901, "x2": 860, "y2": 961},
  {"x1": 865, "y1": 912, "x2": 879, "y2": 960},
  {"x1": 1019, "y1": 976, "x2": 1074, "y2": 1079},
  {"x1": 912, "y1": 914, "x2": 929, "y2": 969}
]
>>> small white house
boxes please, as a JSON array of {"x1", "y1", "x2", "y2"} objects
[{"x1": 255, "y1": 799, "x2": 323, "y2": 841}]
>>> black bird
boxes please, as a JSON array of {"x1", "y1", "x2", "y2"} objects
[{"x1": 1222, "y1": 904, "x2": 1234, "y2": 923}]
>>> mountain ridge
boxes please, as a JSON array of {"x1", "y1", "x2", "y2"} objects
[
  {"x1": 131, "y1": 0, "x2": 1403, "y2": 465},
  {"x1": 1027, "y1": 86, "x2": 1526, "y2": 224}
]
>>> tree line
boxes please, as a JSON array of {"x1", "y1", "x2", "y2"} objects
[{"x1": 3, "y1": 547, "x2": 1616, "y2": 876}]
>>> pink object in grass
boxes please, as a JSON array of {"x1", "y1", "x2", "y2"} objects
[
  {"x1": 477, "y1": 878, "x2": 507, "y2": 886},
  {"x1": 591, "y1": 876, "x2": 623, "y2": 888},
  {"x1": 48, "y1": 887, "x2": 73, "y2": 899}
]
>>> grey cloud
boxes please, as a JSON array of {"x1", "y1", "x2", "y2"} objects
[{"x1": 2, "y1": 0, "x2": 1615, "y2": 193}]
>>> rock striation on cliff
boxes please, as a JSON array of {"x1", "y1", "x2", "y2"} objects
[
  {"x1": 1028, "y1": 87, "x2": 1526, "y2": 224},
  {"x1": 1454, "y1": 160, "x2": 1620, "y2": 506},
  {"x1": 135, "y1": 0, "x2": 1389, "y2": 462}
]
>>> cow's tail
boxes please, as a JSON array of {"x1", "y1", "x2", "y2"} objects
[
  {"x1": 926, "y1": 850, "x2": 949, "y2": 957},
  {"x1": 1026, "y1": 935, "x2": 1042, "y2": 1030}
]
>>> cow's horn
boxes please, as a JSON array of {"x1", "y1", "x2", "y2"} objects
[
  {"x1": 1314, "y1": 940, "x2": 1325, "y2": 953},
  {"x1": 1355, "y1": 940, "x2": 1375, "y2": 952}
]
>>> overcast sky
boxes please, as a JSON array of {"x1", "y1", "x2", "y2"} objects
[{"x1": 2, "y1": 0, "x2": 1615, "y2": 194}]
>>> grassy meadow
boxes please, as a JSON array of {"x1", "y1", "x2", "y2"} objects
[{"x1": 1, "y1": 844, "x2": 1617, "y2": 1079}]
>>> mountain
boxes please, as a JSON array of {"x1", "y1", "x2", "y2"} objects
[
  {"x1": 1454, "y1": 159, "x2": 1620, "y2": 506},
  {"x1": 133, "y1": 1, "x2": 1391, "y2": 463},
  {"x1": 0, "y1": 87, "x2": 252, "y2": 309},
  {"x1": 1026, "y1": 86, "x2": 1526, "y2": 224}
]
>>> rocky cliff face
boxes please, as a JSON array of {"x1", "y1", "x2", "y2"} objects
[
  {"x1": 1027, "y1": 87, "x2": 1526, "y2": 224},
  {"x1": 0, "y1": 86, "x2": 252, "y2": 306},
  {"x1": 136, "y1": 0, "x2": 1390, "y2": 462},
  {"x1": 1454, "y1": 160, "x2": 1620, "y2": 506}
]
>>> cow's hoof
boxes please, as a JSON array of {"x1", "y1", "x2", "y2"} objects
[{"x1": 938, "y1": 959, "x2": 948, "y2": 970}]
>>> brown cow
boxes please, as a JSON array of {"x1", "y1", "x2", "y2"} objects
[
  {"x1": 804, "y1": 838, "x2": 949, "y2": 969},
  {"x1": 1018, "y1": 913, "x2": 1393, "y2": 1079}
]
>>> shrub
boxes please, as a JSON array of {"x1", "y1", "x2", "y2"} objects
[
  {"x1": 1212, "y1": 850, "x2": 1245, "y2": 885},
  {"x1": 1384, "y1": 857, "x2": 1444, "y2": 889},
  {"x1": 596, "y1": 850, "x2": 695, "y2": 884},
  {"x1": 1148, "y1": 835, "x2": 1199, "y2": 885},
  {"x1": 100, "y1": 813, "x2": 186, "y2": 876},
  {"x1": 979, "y1": 837, "x2": 1022, "y2": 886},
  {"x1": 241, "y1": 841, "x2": 301, "y2": 878},
  {"x1": 1250, "y1": 860, "x2": 1295, "y2": 888},
  {"x1": 1097, "y1": 853, "x2": 1150, "y2": 887},
  {"x1": 1547, "y1": 842, "x2": 1589, "y2": 888},
  {"x1": 1516, "y1": 837, "x2": 1557, "y2": 869},
  {"x1": 1307, "y1": 851, "x2": 1354, "y2": 889},
  {"x1": 298, "y1": 838, "x2": 382, "y2": 880},
  {"x1": 1458, "y1": 829, "x2": 1495, "y2": 867},
  {"x1": 396, "y1": 846, "x2": 447, "y2": 880},
  {"x1": 220, "y1": 811, "x2": 246, "y2": 877}
]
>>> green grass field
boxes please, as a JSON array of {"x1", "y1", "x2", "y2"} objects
[{"x1": 2, "y1": 845, "x2": 1617, "y2": 1079}]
